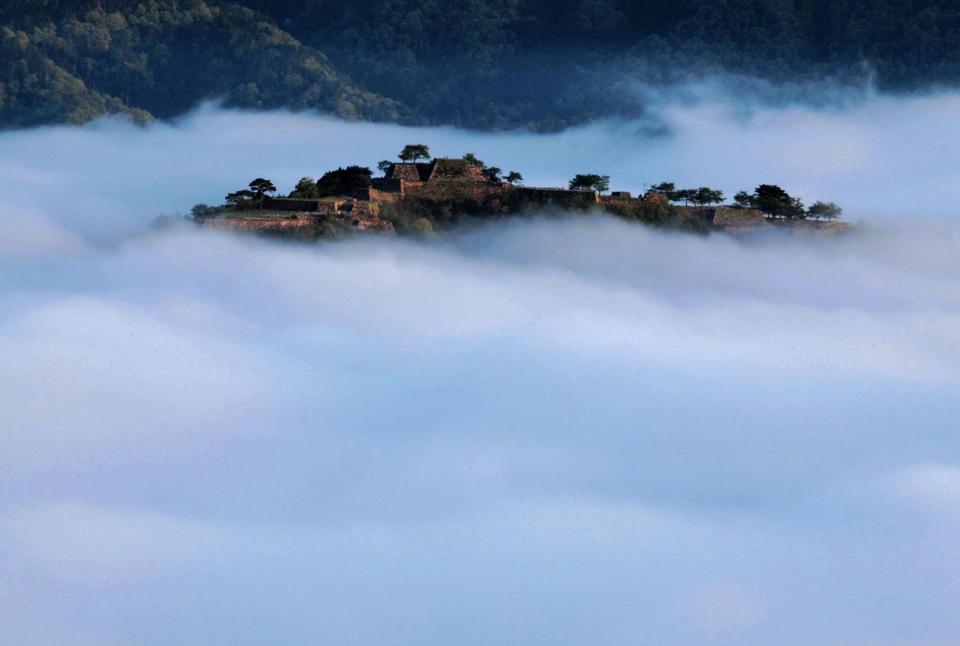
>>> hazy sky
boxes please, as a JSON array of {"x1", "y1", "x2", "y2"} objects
[{"x1": 2, "y1": 90, "x2": 960, "y2": 645}]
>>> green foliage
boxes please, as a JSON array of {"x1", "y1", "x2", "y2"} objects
[
  {"x1": 225, "y1": 189, "x2": 254, "y2": 208},
  {"x1": 248, "y1": 177, "x2": 277, "y2": 208},
  {"x1": 807, "y1": 200, "x2": 843, "y2": 220},
  {"x1": 733, "y1": 191, "x2": 756, "y2": 208},
  {"x1": 651, "y1": 182, "x2": 676, "y2": 195},
  {"x1": 190, "y1": 203, "x2": 215, "y2": 218},
  {"x1": 569, "y1": 174, "x2": 610, "y2": 192},
  {"x1": 399, "y1": 144, "x2": 430, "y2": 162},
  {"x1": 750, "y1": 184, "x2": 805, "y2": 219},
  {"x1": 692, "y1": 187, "x2": 724, "y2": 206},
  {"x1": 462, "y1": 153, "x2": 486, "y2": 168},
  {"x1": 315, "y1": 166, "x2": 372, "y2": 197},
  {"x1": 0, "y1": 1, "x2": 403, "y2": 128},
  {"x1": 290, "y1": 177, "x2": 320, "y2": 198},
  {"x1": 5, "y1": 1, "x2": 960, "y2": 130},
  {"x1": 504, "y1": 171, "x2": 523, "y2": 185}
]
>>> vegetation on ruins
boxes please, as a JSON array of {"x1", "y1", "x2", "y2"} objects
[
  {"x1": 399, "y1": 145, "x2": 431, "y2": 163},
  {"x1": 203, "y1": 146, "x2": 843, "y2": 242},
  {"x1": 248, "y1": 178, "x2": 277, "y2": 209},
  {"x1": 569, "y1": 174, "x2": 611, "y2": 193},
  {"x1": 807, "y1": 201, "x2": 843, "y2": 221},
  {"x1": 316, "y1": 166, "x2": 373, "y2": 197},
  {"x1": 290, "y1": 177, "x2": 321, "y2": 199},
  {"x1": 734, "y1": 184, "x2": 806, "y2": 219}
]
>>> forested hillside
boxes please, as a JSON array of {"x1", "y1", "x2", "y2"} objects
[{"x1": 3, "y1": 0, "x2": 960, "y2": 130}]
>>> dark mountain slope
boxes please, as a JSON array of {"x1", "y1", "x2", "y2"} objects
[
  {"x1": 0, "y1": 0, "x2": 404, "y2": 128},
  {"x1": 3, "y1": 0, "x2": 960, "y2": 130}
]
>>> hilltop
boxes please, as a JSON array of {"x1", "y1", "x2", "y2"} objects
[{"x1": 188, "y1": 145, "x2": 848, "y2": 240}]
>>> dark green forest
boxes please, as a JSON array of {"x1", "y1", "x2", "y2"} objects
[{"x1": 3, "y1": 0, "x2": 960, "y2": 130}]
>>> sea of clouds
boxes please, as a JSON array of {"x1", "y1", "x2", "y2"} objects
[{"x1": 2, "y1": 88, "x2": 960, "y2": 645}]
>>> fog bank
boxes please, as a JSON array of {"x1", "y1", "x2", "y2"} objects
[
  {"x1": 2, "y1": 90, "x2": 960, "y2": 645},
  {"x1": 2, "y1": 85, "x2": 960, "y2": 249}
]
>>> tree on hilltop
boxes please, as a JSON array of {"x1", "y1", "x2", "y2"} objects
[
  {"x1": 485, "y1": 166, "x2": 503, "y2": 182},
  {"x1": 377, "y1": 160, "x2": 394, "y2": 175},
  {"x1": 399, "y1": 144, "x2": 430, "y2": 162},
  {"x1": 752, "y1": 184, "x2": 805, "y2": 219},
  {"x1": 316, "y1": 166, "x2": 373, "y2": 197},
  {"x1": 569, "y1": 174, "x2": 610, "y2": 193},
  {"x1": 692, "y1": 187, "x2": 725, "y2": 207},
  {"x1": 732, "y1": 186, "x2": 804, "y2": 218},
  {"x1": 807, "y1": 201, "x2": 843, "y2": 221},
  {"x1": 650, "y1": 182, "x2": 677, "y2": 200},
  {"x1": 733, "y1": 191, "x2": 756, "y2": 209},
  {"x1": 248, "y1": 178, "x2": 277, "y2": 209},
  {"x1": 290, "y1": 177, "x2": 319, "y2": 198},
  {"x1": 673, "y1": 188, "x2": 696, "y2": 205},
  {"x1": 462, "y1": 153, "x2": 486, "y2": 168},
  {"x1": 226, "y1": 189, "x2": 255, "y2": 209},
  {"x1": 505, "y1": 171, "x2": 523, "y2": 185}
]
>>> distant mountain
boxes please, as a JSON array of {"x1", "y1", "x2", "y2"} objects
[
  {"x1": 0, "y1": 0, "x2": 405, "y2": 128},
  {"x1": 3, "y1": 0, "x2": 960, "y2": 130}
]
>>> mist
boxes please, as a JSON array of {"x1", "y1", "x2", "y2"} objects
[{"x1": 2, "y1": 87, "x2": 960, "y2": 645}]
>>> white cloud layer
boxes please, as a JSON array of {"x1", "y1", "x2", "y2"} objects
[{"x1": 2, "y1": 91, "x2": 960, "y2": 645}]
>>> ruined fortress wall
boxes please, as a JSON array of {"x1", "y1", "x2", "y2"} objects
[
  {"x1": 711, "y1": 207, "x2": 765, "y2": 227},
  {"x1": 674, "y1": 206, "x2": 765, "y2": 229},
  {"x1": 367, "y1": 188, "x2": 402, "y2": 203},
  {"x1": 262, "y1": 197, "x2": 322, "y2": 212},
  {"x1": 402, "y1": 180, "x2": 509, "y2": 201},
  {"x1": 513, "y1": 187, "x2": 599, "y2": 209},
  {"x1": 203, "y1": 215, "x2": 322, "y2": 234}
]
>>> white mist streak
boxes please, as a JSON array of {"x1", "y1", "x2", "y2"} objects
[{"x1": 2, "y1": 96, "x2": 960, "y2": 645}]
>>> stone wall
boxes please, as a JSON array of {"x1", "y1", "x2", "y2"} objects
[
  {"x1": 403, "y1": 179, "x2": 509, "y2": 201},
  {"x1": 674, "y1": 206, "x2": 766, "y2": 230},
  {"x1": 513, "y1": 187, "x2": 599, "y2": 209},
  {"x1": 203, "y1": 214, "x2": 323, "y2": 234}
]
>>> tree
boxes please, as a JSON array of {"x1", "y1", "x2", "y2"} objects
[
  {"x1": 651, "y1": 182, "x2": 676, "y2": 196},
  {"x1": 290, "y1": 177, "x2": 319, "y2": 198},
  {"x1": 248, "y1": 178, "x2": 277, "y2": 209},
  {"x1": 377, "y1": 160, "x2": 394, "y2": 174},
  {"x1": 225, "y1": 189, "x2": 255, "y2": 209},
  {"x1": 191, "y1": 203, "x2": 214, "y2": 219},
  {"x1": 807, "y1": 201, "x2": 843, "y2": 220},
  {"x1": 399, "y1": 144, "x2": 430, "y2": 162},
  {"x1": 673, "y1": 188, "x2": 696, "y2": 206},
  {"x1": 692, "y1": 187, "x2": 724, "y2": 206},
  {"x1": 569, "y1": 174, "x2": 610, "y2": 193},
  {"x1": 753, "y1": 184, "x2": 804, "y2": 219},
  {"x1": 504, "y1": 171, "x2": 523, "y2": 185},
  {"x1": 485, "y1": 166, "x2": 502, "y2": 182},
  {"x1": 733, "y1": 191, "x2": 756, "y2": 209},
  {"x1": 462, "y1": 153, "x2": 485, "y2": 168},
  {"x1": 316, "y1": 166, "x2": 372, "y2": 197}
]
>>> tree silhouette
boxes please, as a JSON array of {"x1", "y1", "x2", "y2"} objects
[
  {"x1": 226, "y1": 189, "x2": 255, "y2": 209},
  {"x1": 399, "y1": 144, "x2": 430, "y2": 162},
  {"x1": 248, "y1": 178, "x2": 277, "y2": 209},
  {"x1": 569, "y1": 174, "x2": 610, "y2": 193},
  {"x1": 807, "y1": 201, "x2": 843, "y2": 220},
  {"x1": 462, "y1": 153, "x2": 485, "y2": 167},
  {"x1": 504, "y1": 171, "x2": 523, "y2": 185},
  {"x1": 692, "y1": 187, "x2": 724, "y2": 206}
]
